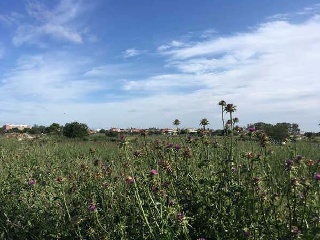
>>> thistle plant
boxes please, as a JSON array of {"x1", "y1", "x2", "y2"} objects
[{"x1": 0, "y1": 105, "x2": 319, "y2": 239}]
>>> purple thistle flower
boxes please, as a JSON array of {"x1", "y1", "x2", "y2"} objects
[
  {"x1": 150, "y1": 169, "x2": 158, "y2": 175},
  {"x1": 126, "y1": 176, "x2": 135, "y2": 183},
  {"x1": 166, "y1": 143, "x2": 174, "y2": 149},
  {"x1": 175, "y1": 144, "x2": 181, "y2": 151},
  {"x1": 248, "y1": 127, "x2": 256, "y2": 132},
  {"x1": 89, "y1": 204, "x2": 96, "y2": 212},
  {"x1": 28, "y1": 179, "x2": 36, "y2": 186},
  {"x1": 243, "y1": 229, "x2": 251, "y2": 238},
  {"x1": 285, "y1": 159, "x2": 294, "y2": 171},
  {"x1": 314, "y1": 173, "x2": 320, "y2": 181},
  {"x1": 177, "y1": 213, "x2": 184, "y2": 221}
]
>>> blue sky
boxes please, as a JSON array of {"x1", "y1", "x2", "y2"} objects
[{"x1": 0, "y1": 0, "x2": 320, "y2": 131}]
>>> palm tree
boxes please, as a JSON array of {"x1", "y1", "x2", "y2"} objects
[
  {"x1": 173, "y1": 119, "x2": 180, "y2": 134},
  {"x1": 200, "y1": 118, "x2": 209, "y2": 131}
]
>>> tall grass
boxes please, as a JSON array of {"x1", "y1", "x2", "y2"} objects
[{"x1": 0, "y1": 108, "x2": 319, "y2": 239}]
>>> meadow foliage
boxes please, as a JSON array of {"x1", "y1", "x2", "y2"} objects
[{"x1": 0, "y1": 102, "x2": 319, "y2": 239}]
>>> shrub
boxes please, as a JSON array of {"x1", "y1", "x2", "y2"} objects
[{"x1": 63, "y1": 121, "x2": 89, "y2": 138}]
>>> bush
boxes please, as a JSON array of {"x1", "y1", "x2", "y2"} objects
[{"x1": 63, "y1": 122, "x2": 89, "y2": 138}]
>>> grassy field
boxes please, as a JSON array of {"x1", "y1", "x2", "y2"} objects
[{"x1": 0, "y1": 132, "x2": 319, "y2": 239}]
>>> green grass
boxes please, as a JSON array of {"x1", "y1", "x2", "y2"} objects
[{"x1": 0, "y1": 134, "x2": 319, "y2": 239}]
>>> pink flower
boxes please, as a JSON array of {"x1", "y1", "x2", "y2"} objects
[
  {"x1": 89, "y1": 204, "x2": 96, "y2": 212},
  {"x1": 315, "y1": 173, "x2": 320, "y2": 181},
  {"x1": 150, "y1": 169, "x2": 158, "y2": 175},
  {"x1": 28, "y1": 179, "x2": 36, "y2": 185},
  {"x1": 126, "y1": 176, "x2": 135, "y2": 183}
]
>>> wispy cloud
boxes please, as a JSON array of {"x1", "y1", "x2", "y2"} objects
[
  {"x1": 0, "y1": 12, "x2": 23, "y2": 25},
  {"x1": 143, "y1": 15, "x2": 319, "y2": 130},
  {"x1": 11, "y1": 0, "x2": 92, "y2": 46},
  {"x1": 0, "y1": 52, "x2": 103, "y2": 103},
  {"x1": 123, "y1": 48, "x2": 141, "y2": 58},
  {"x1": 267, "y1": 3, "x2": 320, "y2": 20},
  {"x1": 157, "y1": 40, "x2": 185, "y2": 52}
]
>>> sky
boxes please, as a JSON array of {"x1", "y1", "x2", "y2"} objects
[{"x1": 0, "y1": 0, "x2": 319, "y2": 131}]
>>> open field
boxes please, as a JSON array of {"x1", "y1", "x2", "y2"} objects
[{"x1": 0, "y1": 133, "x2": 319, "y2": 239}]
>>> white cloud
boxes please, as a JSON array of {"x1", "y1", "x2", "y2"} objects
[
  {"x1": 0, "y1": 53, "x2": 103, "y2": 103},
  {"x1": 84, "y1": 64, "x2": 134, "y2": 77},
  {"x1": 123, "y1": 48, "x2": 141, "y2": 58},
  {"x1": 143, "y1": 15, "x2": 319, "y2": 131},
  {"x1": 1, "y1": 8, "x2": 320, "y2": 131},
  {"x1": 42, "y1": 24, "x2": 82, "y2": 43},
  {"x1": 0, "y1": 12, "x2": 23, "y2": 25},
  {"x1": 11, "y1": 0, "x2": 90, "y2": 46},
  {"x1": 157, "y1": 40, "x2": 185, "y2": 52}
]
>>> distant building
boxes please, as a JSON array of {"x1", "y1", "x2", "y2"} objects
[
  {"x1": 110, "y1": 128, "x2": 123, "y2": 133},
  {"x1": 161, "y1": 128, "x2": 177, "y2": 135},
  {"x1": 3, "y1": 124, "x2": 32, "y2": 131},
  {"x1": 185, "y1": 128, "x2": 197, "y2": 133}
]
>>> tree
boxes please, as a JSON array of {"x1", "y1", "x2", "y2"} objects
[
  {"x1": 27, "y1": 125, "x2": 46, "y2": 134},
  {"x1": 99, "y1": 129, "x2": 106, "y2": 134},
  {"x1": 63, "y1": 122, "x2": 89, "y2": 138},
  {"x1": 46, "y1": 123, "x2": 63, "y2": 135},
  {"x1": 173, "y1": 119, "x2": 180, "y2": 133},
  {"x1": 268, "y1": 123, "x2": 289, "y2": 142},
  {"x1": 173, "y1": 119, "x2": 180, "y2": 127},
  {"x1": 200, "y1": 118, "x2": 209, "y2": 131}
]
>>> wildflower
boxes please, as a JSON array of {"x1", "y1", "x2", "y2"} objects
[
  {"x1": 133, "y1": 150, "x2": 142, "y2": 157},
  {"x1": 314, "y1": 173, "x2": 320, "y2": 181},
  {"x1": 248, "y1": 127, "x2": 256, "y2": 132},
  {"x1": 88, "y1": 204, "x2": 96, "y2": 212},
  {"x1": 175, "y1": 144, "x2": 181, "y2": 151},
  {"x1": 103, "y1": 182, "x2": 109, "y2": 188},
  {"x1": 56, "y1": 176, "x2": 64, "y2": 184},
  {"x1": 158, "y1": 160, "x2": 172, "y2": 173},
  {"x1": 183, "y1": 147, "x2": 192, "y2": 158},
  {"x1": 234, "y1": 125, "x2": 242, "y2": 132},
  {"x1": 126, "y1": 176, "x2": 135, "y2": 183},
  {"x1": 306, "y1": 159, "x2": 314, "y2": 166},
  {"x1": 218, "y1": 100, "x2": 226, "y2": 106},
  {"x1": 253, "y1": 176, "x2": 261, "y2": 185},
  {"x1": 28, "y1": 179, "x2": 36, "y2": 186},
  {"x1": 80, "y1": 163, "x2": 88, "y2": 171},
  {"x1": 245, "y1": 152, "x2": 254, "y2": 159},
  {"x1": 285, "y1": 159, "x2": 294, "y2": 171},
  {"x1": 291, "y1": 226, "x2": 301, "y2": 237},
  {"x1": 291, "y1": 177, "x2": 299, "y2": 186},
  {"x1": 224, "y1": 103, "x2": 236, "y2": 113},
  {"x1": 243, "y1": 228, "x2": 251, "y2": 238},
  {"x1": 150, "y1": 169, "x2": 158, "y2": 176},
  {"x1": 259, "y1": 191, "x2": 267, "y2": 201},
  {"x1": 89, "y1": 147, "x2": 96, "y2": 154},
  {"x1": 177, "y1": 213, "x2": 184, "y2": 221},
  {"x1": 166, "y1": 143, "x2": 174, "y2": 149}
]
